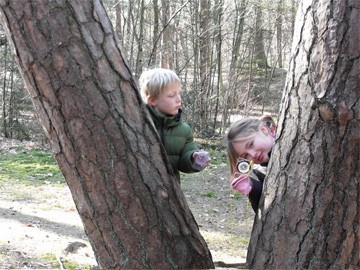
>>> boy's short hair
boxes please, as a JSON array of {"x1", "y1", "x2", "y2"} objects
[{"x1": 139, "y1": 68, "x2": 180, "y2": 103}]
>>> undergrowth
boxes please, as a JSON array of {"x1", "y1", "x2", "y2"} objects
[{"x1": 0, "y1": 148, "x2": 64, "y2": 186}]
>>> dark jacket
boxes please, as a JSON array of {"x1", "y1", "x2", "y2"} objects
[
  {"x1": 248, "y1": 169, "x2": 266, "y2": 212},
  {"x1": 248, "y1": 150, "x2": 272, "y2": 212},
  {"x1": 147, "y1": 105, "x2": 199, "y2": 181}
]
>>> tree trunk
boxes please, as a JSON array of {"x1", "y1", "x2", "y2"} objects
[
  {"x1": 253, "y1": 1, "x2": 268, "y2": 68},
  {"x1": 230, "y1": 0, "x2": 246, "y2": 70},
  {"x1": 161, "y1": 0, "x2": 170, "y2": 68},
  {"x1": 134, "y1": 0, "x2": 145, "y2": 77},
  {"x1": 150, "y1": 0, "x2": 159, "y2": 67},
  {"x1": 0, "y1": 1, "x2": 214, "y2": 269},
  {"x1": 114, "y1": 2, "x2": 123, "y2": 49},
  {"x1": 199, "y1": 0, "x2": 211, "y2": 130},
  {"x1": 189, "y1": 0, "x2": 199, "y2": 130},
  {"x1": 214, "y1": 0, "x2": 226, "y2": 131},
  {"x1": 248, "y1": 0, "x2": 359, "y2": 269},
  {"x1": 1, "y1": 41, "x2": 8, "y2": 138},
  {"x1": 276, "y1": 0, "x2": 283, "y2": 68}
]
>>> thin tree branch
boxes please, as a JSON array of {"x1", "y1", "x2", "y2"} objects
[{"x1": 147, "y1": 0, "x2": 190, "y2": 66}]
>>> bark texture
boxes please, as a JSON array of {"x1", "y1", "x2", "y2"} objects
[
  {"x1": 248, "y1": 0, "x2": 359, "y2": 269},
  {"x1": 0, "y1": 0, "x2": 214, "y2": 269}
]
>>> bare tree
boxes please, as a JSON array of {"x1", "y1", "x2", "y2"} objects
[
  {"x1": 0, "y1": 34, "x2": 6, "y2": 46},
  {"x1": 247, "y1": 0, "x2": 359, "y2": 268},
  {"x1": 253, "y1": 0, "x2": 268, "y2": 68},
  {"x1": 0, "y1": 1, "x2": 214, "y2": 269},
  {"x1": 160, "y1": 0, "x2": 170, "y2": 68},
  {"x1": 134, "y1": 0, "x2": 145, "y2": 76},
  {"x1": 114, "y1": 1, "x2": 124, "y2": 48},
  {"x1": 276, "y1": 0, "x2": 283, "y2": 68},
  {"x1": 150, "y1": 0, "x2": 160, "y2": 67},
  {"x1": 213, "y1": 0, "x2": 224, "y2": 129},
  {"x1": 1, "y1": 41, "x2": 8, "y2": 137},
  {"x1": 199, "y1": 0, "x2": 211, "y2": 130}
]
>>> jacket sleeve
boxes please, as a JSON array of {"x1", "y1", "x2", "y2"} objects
[{"x1": 177, "y1": 125, "x2": 199, "y2": 173}]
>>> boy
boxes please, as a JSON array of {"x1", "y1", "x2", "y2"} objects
[{"x1": 139, "y1": 68, "x2": 210, "y2": 182}]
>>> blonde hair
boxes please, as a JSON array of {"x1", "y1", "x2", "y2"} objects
[
  {"x1": 138, "y1": 68, "x2": 180, "y2": 103},
  {"x1": 226, "y1": 115, "x2": 276, "y2": 173}
]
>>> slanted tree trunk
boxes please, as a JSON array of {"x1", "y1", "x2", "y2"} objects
[
  {"x1": 0, "y1": 1, "x2": 214, "y2": 269},
  {"x1": 248, "y1": 0, "x2": 359, "y2": 269}
]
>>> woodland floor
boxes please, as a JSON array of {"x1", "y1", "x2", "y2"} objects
[{"x1": 0, "y1": 138, "x2": 255, "y2": 269}]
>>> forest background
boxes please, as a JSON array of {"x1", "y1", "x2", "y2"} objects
[{"x1": 0, "y1": 0, "x2": 296, "y2": 141}]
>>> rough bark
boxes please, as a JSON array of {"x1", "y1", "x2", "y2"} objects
[
  {"x1": 248, "y1": 0, "x2": 359, "y2": 269},
  {"x1": 0, "y1": 0, "x2": 214, "y2": 269}
]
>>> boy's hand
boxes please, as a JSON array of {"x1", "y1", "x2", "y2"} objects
[
  {"x1": 231, "y1": 173, "x2": 252, "y2": 195},
  {"x1": 192, "y1": 150, "x2": 211, "y2": 169}
]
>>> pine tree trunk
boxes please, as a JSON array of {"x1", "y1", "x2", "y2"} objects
[
  {"x1": 0, "y1": 1, "x2": 214, "y2": 269},
  {"x1": 247, "y1": 0, "x2": 359, "y2": 268}
]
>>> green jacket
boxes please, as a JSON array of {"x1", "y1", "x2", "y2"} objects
[{"x1": 147, "y1": 105, "x2": 199, "y2": 181}]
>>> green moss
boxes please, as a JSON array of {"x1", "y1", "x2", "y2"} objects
[
  {"x1": 233, "y1": 192, "x2": 243, "y2": 200},
  {"x1": 40, "y1": 253, "x2": 59, "y2": 264},
  {"x1": 39, "y1": 253, "x2": 93, "y2": 269},
  {"x1": 0, "y1": 149, "x2": 64, "y2": 186},
  {"x1": 202, "y1": 191, "x2": 216, "y2": 198}
]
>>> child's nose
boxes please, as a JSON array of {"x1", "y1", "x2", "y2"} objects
[{"x1": 247, "y1": 149, "x2": 257, "y2": 160}]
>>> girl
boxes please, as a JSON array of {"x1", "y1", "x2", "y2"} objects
[{"x1": 226, "y1": 115, "x2": 276, "y2": 212}]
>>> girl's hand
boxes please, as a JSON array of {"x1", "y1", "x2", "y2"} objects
[{"x1": 231, "y1": 173, "x2": 252, "y2": 195}]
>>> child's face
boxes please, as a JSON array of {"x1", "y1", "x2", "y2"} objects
[
  {"x1": 149, "y1": 81, "x2": 182, "y2": 116},
  {"x1": 233, "y1": 127, "x2": 275, "y2": 164}
]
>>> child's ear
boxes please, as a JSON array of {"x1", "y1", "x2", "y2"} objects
[
  {"x1": 270, "y1": 125, "x2": 277, "y2": 137},
  {"x1": 260, "y1": 122, "x2": 277, "y2": 137},
  {"x1": 148, "y1": 97, "x2": 157, "y2": 106},
  {"x1": 260, "y1": 126, "x2": 269, "y2": 136}
]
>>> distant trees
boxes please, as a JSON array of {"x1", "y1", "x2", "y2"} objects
[
  {"x1": 107, "y1": 0, "x2": 296, "y2": 134},
  {"x1": 0, "y1": 33, "x2": 38, "y2": 140},
  {"x1": 0, "y1": 0, "x2": 297, "y2": 140}
]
